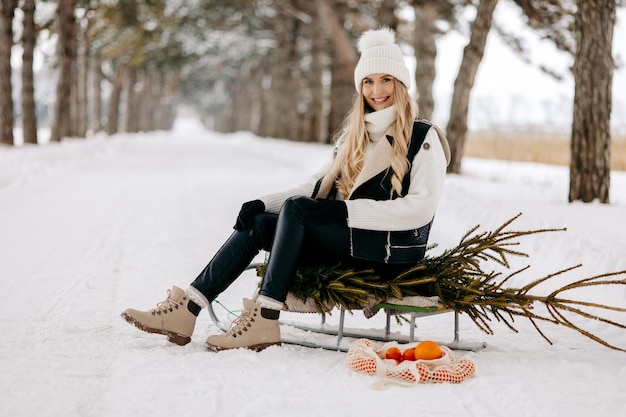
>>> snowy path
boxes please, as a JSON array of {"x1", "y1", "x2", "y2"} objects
[{"x1": 1, "y1": 119, "x2": 625, "y2": 417}]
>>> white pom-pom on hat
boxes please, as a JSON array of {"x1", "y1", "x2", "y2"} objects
[
  {"x1": 357, "y1": 27, "x2": 396, "y2": 53},
  {"x1": 354, "y1": 27, "x2": 411, "y2": 93}
]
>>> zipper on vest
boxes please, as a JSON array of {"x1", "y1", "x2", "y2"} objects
[
  {"x1": 384, "y1": 232, "x2": 392, "y2": 263},
  {"x1": 349, "y1": 228, "x2": 355, "y2": 257}
]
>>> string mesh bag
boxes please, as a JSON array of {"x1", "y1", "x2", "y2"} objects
[{"x1": 346, "y1": 339, "x2": 475, "y2": 388}]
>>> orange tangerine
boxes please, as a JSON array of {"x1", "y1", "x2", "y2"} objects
[
  {"x1": 402, "y1": 348, "x2": 416, "y2": 361},
  {"x1": 414, "y1": 340, "x2": 443, "y2": 360},
  {"x1": 385, "y1": 346, "x2": 402, "y2": 361}
]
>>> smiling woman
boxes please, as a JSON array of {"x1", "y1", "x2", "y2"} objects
[
  {"x1": 361, "y1": 74, "x2": 395, "y2": 111},
  {"x1": 120, "y1": 27, "x2": 451, "y2": 353}
]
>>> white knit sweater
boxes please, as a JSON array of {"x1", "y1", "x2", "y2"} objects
[{"x1": 259, "y1": 106, "x2": 448, "y2": 232}]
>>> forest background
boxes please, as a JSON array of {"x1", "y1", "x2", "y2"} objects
[{"x1": 0, "y1": 0, "x2": 625, "y2": 202}]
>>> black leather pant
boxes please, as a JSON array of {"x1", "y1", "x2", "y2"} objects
[{"x1": 190, "y1": 196, "x2": 351, "y2": 303}]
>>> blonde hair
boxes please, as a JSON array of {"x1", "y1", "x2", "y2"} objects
[{"x1": 334, "y1": 78, "x2": 418, "y2": 198}]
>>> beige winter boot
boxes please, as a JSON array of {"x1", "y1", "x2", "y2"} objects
[
  {"x1": 205, "y1": 298, "x2": 281, "y2": 352},
  {"x1": 121, "y1": 286, "x2": 199, "y2": 346}
]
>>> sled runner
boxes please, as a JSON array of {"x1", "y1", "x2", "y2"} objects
[{"x1": 207, "y1": 263, "x2": 487, "y2": 352}]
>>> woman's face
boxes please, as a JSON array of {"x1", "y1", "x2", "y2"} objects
[{"x1": 361, "y1": 74, "x2": 395, "y2": 111}]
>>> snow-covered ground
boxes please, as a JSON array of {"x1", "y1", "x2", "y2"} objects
[{"x1": 1, "y1": 118, "x2": 625, "y2": 417}]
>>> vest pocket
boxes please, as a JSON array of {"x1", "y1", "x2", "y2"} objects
[
  {"x1": 350, "y1": 224, "x2": 430, "y2": 264},
  {"x1": 384, "y1": 228, "x2": 428, "y2": 263}
]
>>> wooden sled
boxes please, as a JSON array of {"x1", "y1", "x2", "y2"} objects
[{"x1": 207, "y1": 263, "x2": 487, "y2": 352}]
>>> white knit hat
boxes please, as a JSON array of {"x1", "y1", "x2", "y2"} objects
[{"x1": 353, "y1": 27, "x2": 411, "y2": 92}]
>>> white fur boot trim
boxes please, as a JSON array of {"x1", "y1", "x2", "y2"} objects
[
  {"x1": 186, "y1": 286, "x2": 209, "y2": 309},
  {"x1": 255, "y1": 294, "x2": 285, "y2": 311}
]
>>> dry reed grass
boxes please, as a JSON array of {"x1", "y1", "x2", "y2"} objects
[{"x1": 465, "y1": 131, "x2": 626, "y2": 171}]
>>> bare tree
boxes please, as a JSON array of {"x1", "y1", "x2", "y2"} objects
[
  {"x1": 511, "y1": 0, "x2": 575, "y2": 55},
  {"x1": 446, "y1": 0, "x2": 499, "y2": 173},
  {"x1": 569, "y1": 0, "x2": 615, "y2": 203},
  {"x1": 21, "y1": 0, "x2": 37, "y2": 144},
  {"x1": 0, "y1": 0, "x2": 17, "y2": 146},
  {"x1": 50, "y1": 0, "x2": 77, "y2": 142}
]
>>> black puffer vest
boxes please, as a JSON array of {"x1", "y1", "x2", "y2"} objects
[{"x1": 314, "y1": 120, "x2": 434, "y2": 264}]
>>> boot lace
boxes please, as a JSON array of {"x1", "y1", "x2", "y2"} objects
[
  {"x1": 151, "y1": 290, "x2": 180, "y2": 315},
  {"x1": 228, "y1": 310, "x2": 255, "y2": 336}
]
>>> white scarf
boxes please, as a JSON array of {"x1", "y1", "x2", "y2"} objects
[{"x1": 364, "y1": 105, "x2": 396, "y2": 143}]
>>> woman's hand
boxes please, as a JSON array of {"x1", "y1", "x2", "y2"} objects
[
  {"x1": 306, "y1": 199, "x2": 348, "y2": 225},
  {"x1": 234, "y1": 200, "x2": 265, "y2": 231}
]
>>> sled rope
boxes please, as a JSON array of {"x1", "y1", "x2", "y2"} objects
[{"x1": 213, "y1": 298, "x2": 240, "y2": 320}]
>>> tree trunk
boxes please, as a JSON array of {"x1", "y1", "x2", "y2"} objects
[
  {"x1": 307, "y1": 6, "x2": 325, "y2": 143},
  {"x1": 413, "y1": 3, "x2": 438, "y2": 120},
  {"x1": 50, "y1": 0, "x2": 77, "y2": 142},
  {"x1": 136, "y1": 69, "x2": 150, "y2": 132},
  {"x1": 318, "y1": 0, "x2": 356, "y2": 141},
  {"x1": 136, "y1": 69, "x2": 151, "y2": 132},
  {"x1": 247, "y1": 67, "x2": 264, "y2": 135},
  {"x1": 569, "y1": 0, "x2": 615, "y2": 203},
  {"x1": 446, "y1": 0, "x2": 498, "y2": 173},
  {"x1": 328, "y1": 52, "x2": 355, "y2": 142},
  {"x1": 280, "y1": 0, "x2": 322, "y2": 143},
  {"x1": 0, "y1": 0, "x2": 17, "y2": 146},
  {"x1": 269, "y1": 3, "x2": 300, "y2": 140},
  {"x1": 377, "y1": 0, "x2": 398, "y2": 30},
  {"x1": 21, "y1": 0, "x2": 37, "y2": 144},
  {"x1": 106, "y1": 64, "x2": 126, "y2": 135},
  {"x1": 155, "y1": 76, "x2": 176, "y2": 130},
  {"x1": 215, "y1": 78, "x2": 238, "y2": 133},
  {"x1": 316, "y1": 0, "x2": 356, "y2": 78},
  {"x1": 256, "y1": 65, "x2": 273, "y2": 137},
  {"x1": 125, "y1": 67, "x2": 139, "y2": 132},
  {"x1": 91, "y1": 54, "x2": 103, "y2": 133},
  {"x1": 231, "y1": 71, "x2": 250, "y2": 132},
  {"x1": 74, "y1": 12, "x2": 88, "y2": 138},
  {"x1": 144, "y1": 69, "x2": 162, "y2": 131}
]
